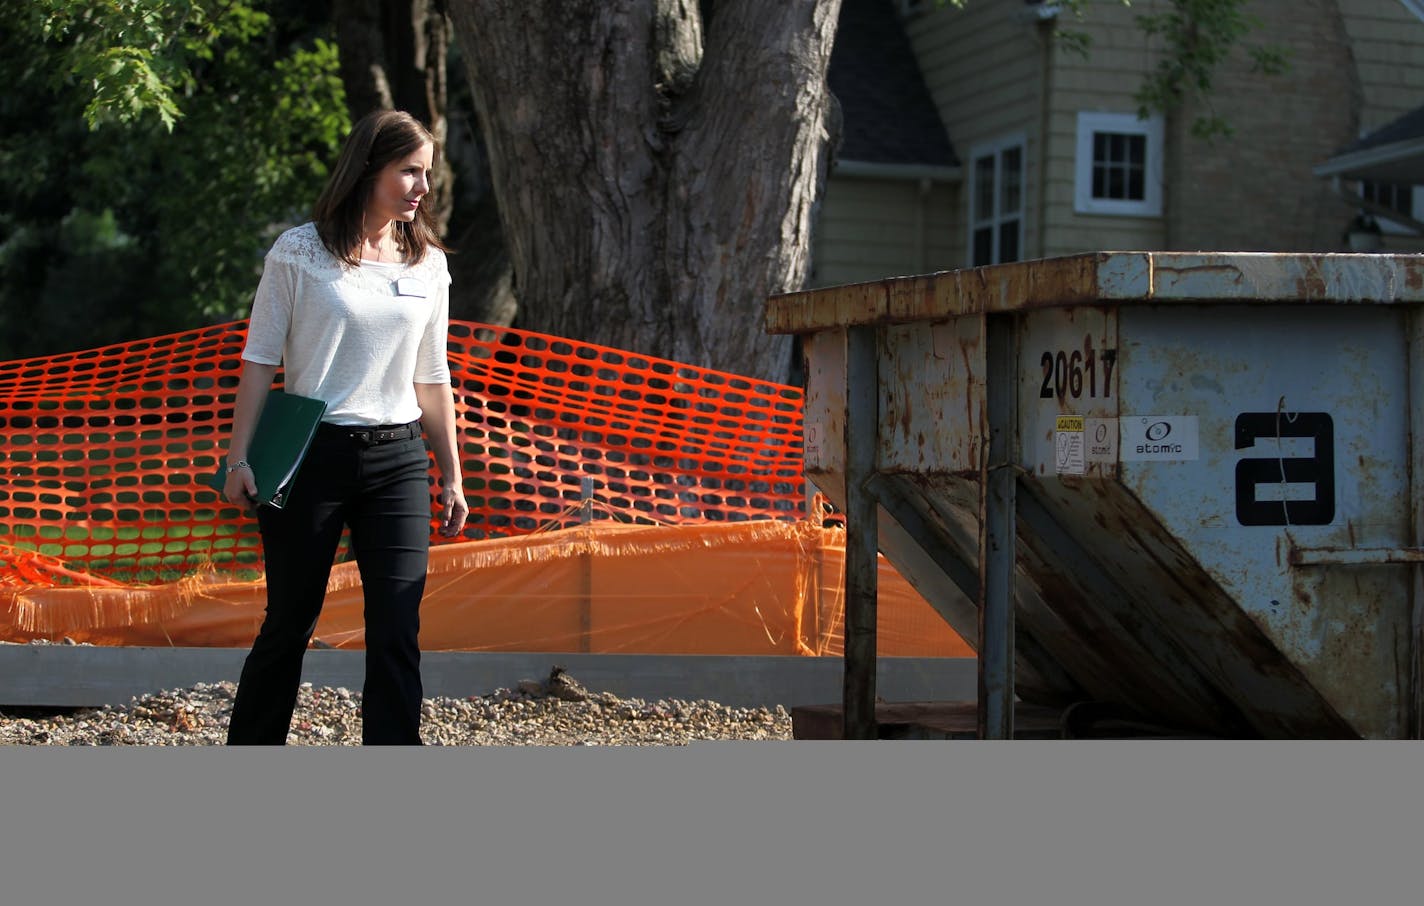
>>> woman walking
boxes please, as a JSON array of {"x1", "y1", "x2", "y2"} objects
[{"x1": 220, "y1": 109, "x2": 468, "y2": 745}]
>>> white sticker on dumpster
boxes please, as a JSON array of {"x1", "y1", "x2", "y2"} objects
[
  {"x1": 1055, "y1": 416, "x2": 1118, "y2": 474},
  {"x1": 1085, "y1": 418, "x2": 1118, "y2": 463},
  {"x1": 1121, "y1": 416, "x2": 1199, "y2": 461},
  {"x1": 1054, "y1": 416, "x2": 1085, "y2": 475}
]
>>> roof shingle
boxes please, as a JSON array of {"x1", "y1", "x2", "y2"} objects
[
  {"x1": 1336, "y1": 103, "x2": 1424, "y2": 155},
  {"x1": 827, "y1": 0, "x2": 958, "y2": 168}
]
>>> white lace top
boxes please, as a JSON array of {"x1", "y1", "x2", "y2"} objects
[{"x1": 242, "y1": 222, "x2": 452, "y2": 426}]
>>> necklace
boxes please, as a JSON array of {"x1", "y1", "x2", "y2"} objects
[{"x1": 360, "y1": 230, "x2": 401, "y2": 264}]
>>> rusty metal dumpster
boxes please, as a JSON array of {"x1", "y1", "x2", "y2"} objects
[{"x1": 767, "y1": 252, "x2": 1424, "y2": 739}]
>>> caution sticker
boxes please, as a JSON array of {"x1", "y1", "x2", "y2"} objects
[{"x1": 1054, "y1": 416, "x2": 1085, "y2": 475}]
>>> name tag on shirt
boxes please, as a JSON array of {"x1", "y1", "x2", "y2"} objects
[{"x1": 394, "y1": 277, "x2": 428, "y2": 298}]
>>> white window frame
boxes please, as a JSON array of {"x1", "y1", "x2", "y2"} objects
[
  {"x1": 1023, "y1": 1, "x2": 1063, "y2": 20},
  {"x1": 1074, "y1": 111, "x2": 1165, "y2": 217},
  {"x1": 966, "y1": 133, "x2": 1027, "y2": 268},
  {"x1": 1361, "y1": 181, "x2": 1424, "y2": 234}
]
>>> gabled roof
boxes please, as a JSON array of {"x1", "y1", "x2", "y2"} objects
[
  {"x1": 827, "y1": 0, "x2": 959, "y2": 178},
  {"x1": 1315, "y1": 102, "x2": 1424, "y2": 183}
]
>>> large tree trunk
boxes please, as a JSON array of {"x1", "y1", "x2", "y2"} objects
[{"x1": 448, "y1": 0, "x2": 842, "y2": 381}]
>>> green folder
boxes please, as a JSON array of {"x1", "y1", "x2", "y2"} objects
[{"x1": 207, "y1": 389, "x2": 328, "y2": 509}]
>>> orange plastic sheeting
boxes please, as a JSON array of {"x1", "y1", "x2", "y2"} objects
[
  {"x1": 1, "y1": 520, "x2": 971, "y2": 658},
  {"x1": 0, "y1": 320, "x2": 805, "y2": 588}
]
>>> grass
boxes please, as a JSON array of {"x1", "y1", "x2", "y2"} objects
[{"x1": 3, "y1": 520, "x2": 271, "y2": 585}]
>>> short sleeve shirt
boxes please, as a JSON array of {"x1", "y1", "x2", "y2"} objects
[{"x1": 242, "y1": 222, "x2": 452, "y2": 426}]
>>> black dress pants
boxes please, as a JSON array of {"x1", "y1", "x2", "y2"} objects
[{"x1": 226, "y1": 424, "x2": 432, "y2": 745}]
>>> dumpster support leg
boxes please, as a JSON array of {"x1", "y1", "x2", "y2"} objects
[
  {"x1": 981, "y1": 315, "x2": 1017, "y2": 739},
  {"x1": 1410, "y1": 310, "x2": 1424, "y2": 738},
  {"x1": 844, "y1": 324, "x2": 879, "y2": 739}
]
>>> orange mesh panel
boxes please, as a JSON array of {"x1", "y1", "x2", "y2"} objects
[
  {"x1": 0, "y1": 323, "x2": 250, "y2": 585},
  {"x1": 446, "y1": 322, "x2": 806, "y2": 537},
  {"x1": 0, "y1": 321, "x2": 807, "y2": 587}
]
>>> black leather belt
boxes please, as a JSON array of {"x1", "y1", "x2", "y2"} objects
[{"x1": 320, "y1": 421, "x2": 422, "y2": 445}]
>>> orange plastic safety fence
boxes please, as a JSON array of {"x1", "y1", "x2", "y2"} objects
[
  {"x1": 446, "y1": 322, "x2": 805, "y2": 535},
  {"x1": 0, "y1": 521, "x2": 970, "y2": 657},
  {"x1": 0, "y1": 321, "x2": 807, "y2": 587}
]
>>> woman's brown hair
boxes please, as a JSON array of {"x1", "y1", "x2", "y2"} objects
[{"x1": 312, "y1": 109, "x2": 447, "y2": 267}]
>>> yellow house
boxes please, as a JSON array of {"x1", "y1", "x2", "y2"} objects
[{"x1": 813, "y1": 0, "x2": 1424, "y2": 289}]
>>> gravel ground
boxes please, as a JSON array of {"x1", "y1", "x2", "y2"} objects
[{"x1": 0, "y1": 667, "x2": 794, "y2": 746}]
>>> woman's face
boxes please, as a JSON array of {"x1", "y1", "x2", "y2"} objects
[{"x1": 366, "y1": 142, "x2": 434, "y2": 229}]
